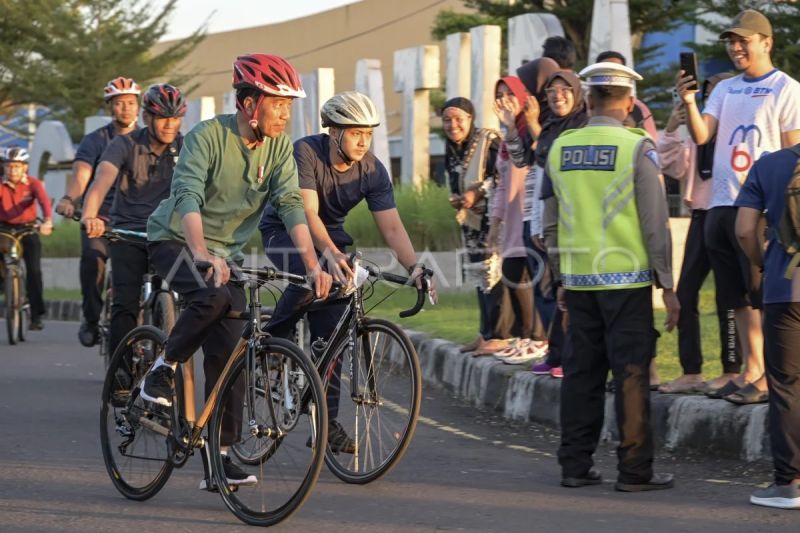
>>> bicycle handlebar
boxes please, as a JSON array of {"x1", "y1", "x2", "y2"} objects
[
  {"x1": 194, "y1": 261, "x2": 308, "y2": 287},
  {"x1": 364, "y1": 265, "x2": 434, "y2": 318}
]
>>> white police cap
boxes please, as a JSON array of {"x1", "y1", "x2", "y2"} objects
[{"x1": 578, "y1": 62, "x2": 643, "y2": 88}]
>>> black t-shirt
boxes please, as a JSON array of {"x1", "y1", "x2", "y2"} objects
[
  {"x1": 74, "y1": 122, "x2": 122, "y2": 217},
  {"x1": 100, "y1": 127, "x2": 183, "y2": 231},
  {"x1": 260, "y1": 134, "x2": 396, "y2": 247}
]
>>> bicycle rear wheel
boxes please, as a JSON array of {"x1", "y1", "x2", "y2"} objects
[
  {"x1": 209, "y1": 337, "x2": 327, "y2": 527},
  {"x1": 153, "y1": 291, "x2": 176, "y2": 335},
  {"x1": 4, "y1": 270, "x2": 20, "y2": 345},
  {"x1": 322, "y1": 318, "x2": 422, "y2": 484},
  {"x1": 100, "y1": 325, "x2": 174, "y2": 500}
]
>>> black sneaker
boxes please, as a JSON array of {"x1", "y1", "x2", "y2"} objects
[
  {"x1": 29, "y1": 317, "x2": 44, "y2": 331},
  {"x1": 328, "y1": 419, "x2": 356, "y2": 454},
  {"x1": 198, "y1": 455, "x2": 257, "y2": 490},
  {"x1": 78, "y1": 321, "x2": 98, "y2": 347},
  {"x1": 139, "y1": 365, "x2": 175, "y2": 407}
]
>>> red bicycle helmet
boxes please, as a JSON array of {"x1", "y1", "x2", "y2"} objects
[
  {"x1": 104, "y1": 77, "x2": 142, "y2": 102},
  {"x1": 142, "y1": 83, "x2": 187, "y2": 118},
  {"x1": 232, "y1": 54, "x2": 305, "y2": 99}
]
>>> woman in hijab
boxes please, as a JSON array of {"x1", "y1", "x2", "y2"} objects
[
  {"x1": 486, "y1": 76, "x2": 549, "y2": 363},
  {"x1": 442, "y1": 97, "x2": 504, "y2": 354}
]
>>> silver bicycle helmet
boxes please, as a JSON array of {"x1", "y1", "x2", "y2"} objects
[
  {"x1": 320, "y1": 91, "x2": 380, "y2": 128},
  {"x1": 4, "y1": 147, "x2": 30, "y2": 163}
]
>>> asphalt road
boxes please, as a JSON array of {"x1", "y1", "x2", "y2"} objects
[{"x1": 1, "y1": 321, "x2": 798, "y2": 532}]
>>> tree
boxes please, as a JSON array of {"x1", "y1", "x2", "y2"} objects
[
  {"x1": 0, "y1": 0, "x2": 206, "y2": 140},
  {"x1": 431, "y1": 1, "x2": 697, "y2": 123},
  {"x1": 687, "y1": 1, "x2": 800, "y2": 76}
]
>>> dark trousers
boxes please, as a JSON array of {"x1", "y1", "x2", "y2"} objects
[
  {"x1": 0, "y1": 233, "x2": 45, "y2": 319},
  {"x1": 149, "y1": 240, "x2": 246, "y2": 447},
  {"x1": 262, "y1": 230, "x2": 348, "y2": 419},
  {"x1": 501, "y1": 257, "x2": 535, "y2": 339},
  {"x1": 677, "y1": 209, "x2": 741, "y2": 374},
  {"x1": 545, "y1": 305, "x2": 571, "y2": 368},
  {"x1": 559, "y1": 287, "x2": 656, "y2": 483},
  {"x1": 79, "y1": 230, "x2": 109, "y2": 325},
  {"x1": 109, "y1": 240, "x2": 149, "y2": 354},
  {"x1": 523, "y1": 220, "x2": 556, "y2": 334},
  {"x1": 763, "y1": 303, "x2": 800, "y2": 485},
  {"x1": 477, "y1": 283, "x2": 506, "y2": 340}
]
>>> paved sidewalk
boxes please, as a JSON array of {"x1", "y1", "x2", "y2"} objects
[{"x1": 10, "y1": 300, "x2": 770, "y2": 462}]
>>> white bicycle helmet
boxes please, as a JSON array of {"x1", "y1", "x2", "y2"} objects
[
  {"x1": 4, "y1": 147, "x2": 29, "y2": 163},
  {"x1": 321, "y1": 91, "x2": 380, "y2": 128},
  {"x1": 103, "y1": 77, "x2": 142, "y2": 102}
]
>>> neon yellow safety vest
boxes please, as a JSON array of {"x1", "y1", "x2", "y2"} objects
[{"x1": 547, "y1": 125, "x2": 652, "y2": 291}]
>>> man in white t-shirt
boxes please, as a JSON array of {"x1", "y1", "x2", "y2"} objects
[{"x1": 677, "y1": 8, "x2": 800, "y2": 404}]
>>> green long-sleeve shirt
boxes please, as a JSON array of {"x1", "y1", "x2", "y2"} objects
[{"x1": 147, "y1": 114, "x2": 307, "y2": 260}]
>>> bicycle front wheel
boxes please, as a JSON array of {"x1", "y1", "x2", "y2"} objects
[
  {"x1": 322, "y1": 318, "x2": 422, "y2": 484},
  {"x1": 4, "y1": 270, "x2": 20, "y2": 345},
  {"x1": 209, "y1": 337, "x2": 327, "y2": 527},
  {"x1": 100, "y1": 325, "x2": 174, "y2": 500}
]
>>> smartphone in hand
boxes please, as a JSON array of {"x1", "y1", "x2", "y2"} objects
[{"x1": 680, "y1": 52, "x2": 699, "y2": 90}]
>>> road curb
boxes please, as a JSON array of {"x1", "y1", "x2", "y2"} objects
[
  {"x1": 407, "y1": 329, "x2": 771, "y2": 462},
  {"x1": 16, "y1": 301, "x2": 770, "y2": 461}
]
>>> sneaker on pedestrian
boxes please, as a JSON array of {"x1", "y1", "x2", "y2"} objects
[
  {"x1": 198, "y1": 454, "x2": 257, "y2": 490},
  {"x1": 139, "y1": 365, "x2": 175, "y2": 407},
  {"x1": 78, "y1": 321, "x2": 98, "y2": 347},
  {"x1": 328, "y1": 419, "x2": 356, "y2": 454},
  {"x1": 531, "y1": 362, "x2": 553, "y2": 375},
  {"x1": 29, "y1": 317, "x2": 44, "y2": 331},
  {"x1": 750, "y1": 481, "x2": 800, "y2": 509},
  {"x1": 549, "y1": 366, "x2": 564, "y2": 378}
]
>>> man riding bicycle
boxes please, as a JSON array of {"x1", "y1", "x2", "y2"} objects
[
  {"x1": 81, "y1": 83, "x2": 186, "y2": 354},
  {"x1": 56, "y1": 77, "x2": 141, "y2": 347},
  {"x1": 139, "y1": 53, "x2": 332, "y2": 488},
  {"x1": 260, "y1": 91, "x2": 437, "y2": 453},
  {"x1": 0, "y1": 147, "x2": 53, "y2": 330}
]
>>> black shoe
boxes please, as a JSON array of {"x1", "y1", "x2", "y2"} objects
[
  {"x1": 562, "y1": 468, "x2": 603, "y2": 488},
  {"x1": 78, "y1": 321, "x2": 98, "y2": 347},
  {"x1": 328, "y1": 419, "x2": 356, "y2": 454},
  {"x1": 139, "y1": 365, "x2": 175, "y2": 407},
  {"x1": 615, "y1": 473, "x2": 675, "y2": 492},
  {"x1": 198, "y1": 455, "x2": 257, "y2": 490},
  {"x1": 29, "y1": 318, "x2": 44, "y2": 331}
]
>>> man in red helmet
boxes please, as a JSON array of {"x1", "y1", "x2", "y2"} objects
[
  {"x1": 56, "y1": 77, "x2": 141, "y2": 348},
  {"x1": 141, "y1": 54, "x2": 332, "y2": 489},
  {"x1": 81, "y1": 83, "x2": 186, "y2": 354}
]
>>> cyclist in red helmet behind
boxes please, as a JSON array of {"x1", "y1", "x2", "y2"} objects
[
  {"x1": 81, "y1": 83, "x2": 186, "y2": 354},
  {"x1": 141, "y1": 54, "x2": 332, "y2": 490},
  {"x1": 56, "y1": 76, "x2": 141, "y2": 347}
]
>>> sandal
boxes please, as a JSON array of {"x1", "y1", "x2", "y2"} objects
[
  {"x1": 706, "y1": 379, "x2": 740, "y2": 399},
  {"x1": 473, "y1": 338, "x2": 513, "y2": 356},
  {"x1": 501, "y1": 340, "x2": 548, "y2": 365},
  {"x1": 723, "y1": 383, "x2": 768, "y2": 405}
]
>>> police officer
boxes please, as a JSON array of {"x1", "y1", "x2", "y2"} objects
[{"x1": 542, "y1": 62, "x2": 680, "y2": 491}]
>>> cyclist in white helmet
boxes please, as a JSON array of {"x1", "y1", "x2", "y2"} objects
[
  {"x1": 56, "y1": 77, "x2": 141, "y2": 347},
  {"x1": 260, "y1": 90, "x2": 437, "y2": 453}
]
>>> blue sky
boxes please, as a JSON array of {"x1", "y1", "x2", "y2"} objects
[{"x1": 155, "y1": 0, "x2": 361, "y2": 40}]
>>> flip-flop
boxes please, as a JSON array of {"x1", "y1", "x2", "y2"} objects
[
  {"x1": 723, "y1": 383, "x2": 768, "y2": 405},
  {"x1": 706, "y1": 379, "x2": 740, "y2": 399}
]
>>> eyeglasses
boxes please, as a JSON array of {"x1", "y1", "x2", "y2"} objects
[{"x1": 545, "y1": 87, "x2": 572, "y2": 97}]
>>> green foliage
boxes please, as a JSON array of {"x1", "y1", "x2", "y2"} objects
[
  {"x1": 344, "y1": 184, "x2": 462, "y2": 251},
  {"x1": 41, "y1": 219, "x2": 82, "y2": 258},
  {"x1": 0, "y1": 0, "x2": 206, "y2": 141},
  {"x1": 686, "y1": 1, "x2": 800, "y2": 76}
]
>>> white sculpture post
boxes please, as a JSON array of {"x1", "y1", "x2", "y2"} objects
[
  {"x1": 446, "y1": 32, "x2": 471, "y2": 100},
  {"x1": 355, "y1": 59, "x2": 391, "y2": 179},
  {"x1": 589, "y1": 0, "x2": 634, "y2": 67},
  {"x1": 507, "y1": 14, "x2": 565, "y2": 72},
  {"x1": 469, "y1": 25, "x2": 501, "y2": 131},
  {"x1": 393, "y1": 45, "x2": 439, "y2": 189},
  {"x1": 290, "y1": 68, "x2": 335, "y2": 141},
  {"x1": 180, "y1": 97, "x2": 216, "y2": 136},
  {"x1": 222, "y1": 91, "x2": 237, "y2": 115}
]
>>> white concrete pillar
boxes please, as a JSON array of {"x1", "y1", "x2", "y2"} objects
[
  {"x1": 222, "y1": 91, "x2": 237, "y2": 115},
  {"x1": 290, "y1": 68, "x2": 335, "y2": 141},
  {"x1": 507, "y1": 13, "x2": 564, "y2": 72},
  {"x1": 446, "y1": 32, "x2": 471, "y2": 100},
  {"x1": 470, "y1": 25, "x2": 501, "y2": 131},
  {"x1": 180, "y1": 97, "x2": 216, "y2": 136},
  {"x1": 393, "y1": 45, "x2": 440, "y2": 189},
  {"x1": 589, "y1": 0, "x2": 634, "y2": 68},
  {"x1": 355, "y1": 59, "x2": 391, "y2": 180}
]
